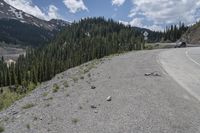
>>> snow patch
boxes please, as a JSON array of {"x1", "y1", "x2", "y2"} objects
[
  {"x1": 33, "y1": 22, "x2": 40, "y2": 27},
  {"x1": 0, "y1": 2, "x2": 4, "y2": 6},
  {"x1": 20, "y1": 20, "x2": 26, "y2": 23},
  {"x1": 24, "y1": 13, "x2": 32, "y2": 18},
  {"x1": 9, "y1": 6, "x2": 23, "y2": 19}
]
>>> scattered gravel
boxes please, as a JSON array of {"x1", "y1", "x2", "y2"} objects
[{"x1": 0, "y1": 50, "x2": 200, "y2": 133}]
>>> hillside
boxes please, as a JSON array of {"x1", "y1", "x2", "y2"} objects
[
  {"x1": 0, "y1": 0, "x2": 69, "y2": 47},
  {"x1": 1, "y1": 49, "x2": 200, "y2": 133},
  {"x1": 0, "y1": 17, "x2": 144, "y2": 90},
  {"x1": 182, "y1": 21, "x2": 200, "y2": 44}
]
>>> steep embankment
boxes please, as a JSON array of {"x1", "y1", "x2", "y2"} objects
[
  {"x1": 182, "y1": 21, "x2": 200, "y2": 44},
  {"x1": 1, "y1": 50, "x2": 200, "y2": 133}
]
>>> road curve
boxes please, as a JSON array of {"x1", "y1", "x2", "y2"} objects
[
  {"x1": 159, "y1": 47, "x2": 200, "y2": 102},
  {"x1": 1, "y1": 49, "x2": 200, "y2": 133}
]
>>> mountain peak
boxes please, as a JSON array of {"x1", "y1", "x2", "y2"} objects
[{"x1": 0, "y1": 0, "x2": 69, "y2": 31}]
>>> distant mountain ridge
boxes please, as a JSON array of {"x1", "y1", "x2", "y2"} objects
[
  {"x1": 0, "y1": 0, "x2": 69, "y2": 30},
  {"x1": 0, "y1": 0, "x2": 69, "y2": 46}
]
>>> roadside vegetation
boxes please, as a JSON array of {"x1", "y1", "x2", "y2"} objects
[
  {"x1": 0, "y1": 83, "x2": 37, "y2": 111},
  {"x1": 22, "y1": 103, "x2": 35, "y2": 109},
  {"x1": 52, "y1": 84, "x2": 60, "y2": 93},
  {"x1": 0, "y1": 125, "x2": 4, "y2": 133}
]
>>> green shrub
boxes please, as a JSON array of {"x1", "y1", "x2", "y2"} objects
[
  {"x1": 26, "y1": 124, "x2": 30, "y2": 129},
  {"x1": 22, "y1": 103, "x2": 35, "y2": 109},
  {"x1": 52, "y1": 84, "x2": 59, "y2": 93},
  {"x1": 72, "y1": 118, "x2": 79, "y2": 124},
  {"x1": 0, "y1": 89, "x2": 22, "y2": 111},
  {"x1": 0, "y1": 82, "x2": 38, "y2": 111},
  {"x1": 72, "y1": 77, "x2": 78, "y2": 83},
  {"x1": 63, "y1": 81, "x2": 69, "y2": 88},
  {"x1": 0, "y1": 126, "x2": 4, "y2": 132},
  {"x1": 27, "y1": 82, "x2": 36, "y2": 91},
  {"x1": 42, "y1": 92, "x2": 48, "y2": 97}
]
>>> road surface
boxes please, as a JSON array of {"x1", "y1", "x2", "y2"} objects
[
  {"x1": 160, "y1": 47, "x2": 200, "y2": 102},
  {"x1": 0, "y1": 49, "x2": 200, "y2": 133}
]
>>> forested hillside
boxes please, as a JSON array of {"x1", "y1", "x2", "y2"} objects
[
  {"x1": 0, "y1": 17, "x2": 144, "y2": 91},
  {"x1": 162, "y1": 23, "x2": 188, "y2": 42},
  {"x1": 133, "y1": 22, "x2": 188, "y2": 43},
  {"x1": 0, "y1": 19, "x2": 56, "y2": 47}
]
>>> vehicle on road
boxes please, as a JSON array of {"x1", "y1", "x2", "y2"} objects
[{"x1": 175, "y1": 42, "x2": 187, "y2": 48}]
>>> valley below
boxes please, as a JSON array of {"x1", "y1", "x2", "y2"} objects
[{"x1": 0, "y1": 46, "x2": 25, "y2": 61}]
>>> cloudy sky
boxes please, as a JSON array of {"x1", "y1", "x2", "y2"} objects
[{"x1": 3, "y1": 0, "x2": 200, "y2": 31}]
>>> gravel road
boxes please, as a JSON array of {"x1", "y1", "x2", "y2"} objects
[{"x1": 0, "y1": 49, "x2": 200, "y2": 133}]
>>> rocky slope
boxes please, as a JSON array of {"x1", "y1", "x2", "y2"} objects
[
  {"x1": 181, "y1": 21, "x2": 200, "y2": 44},
  {"x1": 1, "y1": 50, "x2": 200, "y2": 133}
]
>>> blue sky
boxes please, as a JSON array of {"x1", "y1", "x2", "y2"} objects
[
  {"x1": 33, "y1": 0, "x2": 133, "y2": 22},
  {"x1": 4, "y1": 0, "x2": 200, "y2": 31}
]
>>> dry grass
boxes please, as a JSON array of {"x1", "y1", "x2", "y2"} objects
[{"x1": 22, "y1": 103, "x2": 35, "y2": 109}]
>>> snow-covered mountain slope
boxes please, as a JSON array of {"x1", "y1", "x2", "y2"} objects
[
  {"x1": 0, "y1": 0, "x2": 69, "y2": 46},
  {"x1": 0, "y1": 0, "x2": 69, "y2": 31}
]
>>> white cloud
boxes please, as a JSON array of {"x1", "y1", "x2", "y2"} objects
[
  {"x1": 119, "y1": 18, "x2": 163, "y2": 31},
  {"x1": 119, "y1": 20, "x2": 129, "y2": 26},
  {"x1": 48, "y1": 5, "x2": 60, "y2": 19},
  {"x1": 63, "y1": 0, "x2": 88, "y2": 13},
  {"x1": 129, "y1": 0, "x2": 200, "y2": 25},
  {"x1": 123, "y1": 0, "x2": 200, "y2": 31},
  {"x1": 4, "y1": 0, "x2": 60, "y2": 20},
  {"x1": 112, "y1": 0, "x2": 126, "y2": 6}
]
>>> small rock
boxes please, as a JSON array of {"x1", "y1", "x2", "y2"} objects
[
  {"x1": 12, "y1": 111, "x2": 18, "y2": 115},
  {"x1": 91, "y1": 86, "x2": 96, "y2": 89},
  {"x1": 94, "y1": 110, "x2": 98, "y2": 113},
  {"x1": 90, "y1": 105, "x2": 97, "y2": 109},
  {"x1": 145, "y1": 72, "x2": 161, "y2": 77},
  {"x1": 144, "y1": 73, "x2": 151, "y2": 76},
  {"x1": 106, "y1": 96, "x2": 112, "y2": 101},
  {"x1": 16, "y1": 115, "x2": 21, "y2": 119}
]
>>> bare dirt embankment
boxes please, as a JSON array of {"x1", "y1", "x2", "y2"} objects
[{"x1": 0, "y1": 49, "x2": 200, "y2": 133}]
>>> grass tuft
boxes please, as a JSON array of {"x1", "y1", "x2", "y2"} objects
[
  {"x1": 22, "y1": 103, "x2": 35, "y2": 109},
  {"x1": 63, "y1": 81, "x2": 69, "y2": 88},
  {"x1": 72, "y1": 118, "x2": 79, "y2": 124},
  {"x1": 52, "y1": 84, "x2": 60, "y2": 93},
  {"x1": 72, "y1": 77, "x2": 79, "y2": 83},
  {"x1": 0, "y1": 88, "x2": 23, "y2": 111},
  {"x1": 26, "y1": 124, "x2": 30, "y2": 130},
  {"x1": 42, "y1": 92, "x2": 48, "y2": 97},
  {"x1": 0, "y1": 126, "x2": 4, "y2": 133}
]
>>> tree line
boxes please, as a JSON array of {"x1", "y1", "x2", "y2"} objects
[
  {"x1": 162, "y1": 22, "x2": 188, "y2": 42},
  {"x1": 150, "y1": 22, "x2": 188, "y2": 42}
]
